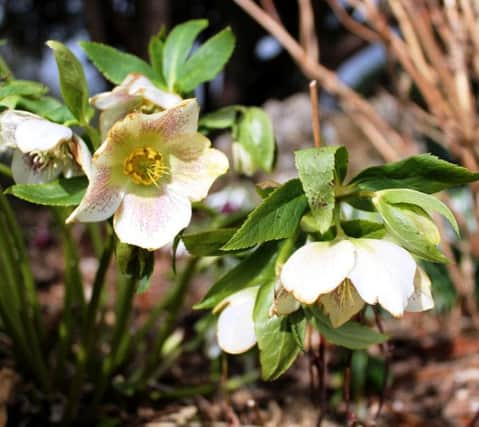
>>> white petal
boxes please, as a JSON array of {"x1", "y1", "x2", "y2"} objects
[
  {"x1": 11, "y1": 149, "x2": 62, "y2": 184},
  {"x1": 0, "y1": 110, "x2": 37, "y2": 148},
  {"x1": 406, "y1": 267, "x2": 434, "y2": 312},
  {"x1": 68, "y1": 135, "x2": 92, "y2": 179},
  {"x1": 66, "y1": 164, "x2": 124, "y2": 223},
  {"x1": 128, "y1": 74, "x2": 182, "y2": 109},
  {"x1": 113, "y1": 189, "x2": 191, "y2": 250},
  {"x1": 99, "y1": 98, "x2": 141, "y2": 140},
  {"x1": 349, "y1": 239, "x2": 416, "y2": 317},
  {"x1": 216, "y1": 288, "x2": 258, "y2": 354},
  {"x1": 168, "y1": 148, "x2": 229, "y2": 202},
  {"x1": 16, "y1": 118, "x2": 72, "y2": 152},
  {"x1": 280, "y1": 240, "x2": 356, "y2": 304}
]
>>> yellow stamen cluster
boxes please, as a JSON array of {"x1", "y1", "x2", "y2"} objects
[{"x1": 123, "y1": 146, "x2": 169, "y2": 186}]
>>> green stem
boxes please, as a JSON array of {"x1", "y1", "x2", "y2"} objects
[
  {"x1": 62, "y1": 233, "x2": 114, "y2": 426},
  {"x1": 138, "y1": 257, "x2": 199, "y2": 386},
  {"x1": 87, "y1": 223, "x2": 103, "y2": 258},
  {"x1": 0, "y1": 163, "x2": 12, "y2": 178},
  {"x1": 88, "y1": 275, "x2": 138, "y2": 414}
]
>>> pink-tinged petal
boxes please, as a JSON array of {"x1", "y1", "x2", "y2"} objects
[
  {"x1": 66, "y1": 164, "x2": 124, "y2": 223},
  {"x1": 11, "y1": 149, "x2": 62, "y2": 184},
  {"x1": 68, "y1": 135, "x2": 92, "y2": 179},
  {"x1": 168, "y1": 147, "x2": 229, "y2": 202},
  {"x1": 99, "y1": 98, "x2": 142, "y2": 140},
  {"x1": 349, "y1": 239, "x2": 416, "y2": 317},
  {"x1": 280, "y1": 240, "x2": 356, "y2": 305},
  {"x1": 216, "y1": 288, "x2": 258, "y2": 354},
  {"x1": 113, "y1": 189, "x2": 191, "y2": 250}
]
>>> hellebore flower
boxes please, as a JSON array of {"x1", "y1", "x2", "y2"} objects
[
  {"x1": 0, "y1": 110, "x2": 91, "y2": 184},
  {"x1": 214, "y1": 287, "x2": 258, "y2": 354},
  {"x1": 281, "y1": 239, "x2": 432, "y2": 327},
  {"x1": 91, "y1": 73, "x2": 182, "y2": 139},
  {"x1": 66, "y1": 99, "x2": 229, "y2": 251}
]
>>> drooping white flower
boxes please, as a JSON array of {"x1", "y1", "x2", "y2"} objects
[
  {"x1": 280, "y1": 238, "x2": 431, "y2": 327},
  {"x1": 66, "y1": 99, "x2": 229, "y2": 251},
  {"x1": 214, "y1": 287, "x2": 258, "y2": 354},
  {"x1": 91, "y1": 73, "x2": 182, "y2": 139},
  {"x1": 0, "y1": 110, "x2": 91, "y2": 184}
]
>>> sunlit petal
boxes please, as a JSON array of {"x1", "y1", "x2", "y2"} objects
[
  {"x1": 216, "y1": 288, "x2": 258, "y2": 354},
  {"x1": 113, "y1": 189, "x2": 191, "y2": 250},
  {"x1": 349, "y1": 239, "x2": 416, "y2": 317},
  {"x1": 16, "y1": 117, "x2": 72, "y2": 152},
  {"x1": 281, "y1": 240, "x2": 356, "y2": 304},
  {"x1": 127, "y1": 74, "x2": 182, "y2": 108}
]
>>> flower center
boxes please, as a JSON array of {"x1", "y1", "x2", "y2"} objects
[{"x1": 123, "y1": 147, "x2": 169, "y2": 186}]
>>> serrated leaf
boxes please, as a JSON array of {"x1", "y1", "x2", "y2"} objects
[
  {"x1": 254, "y1": 278, "x2": 302, "y2": 380},
  {"x1": 47, "y1": 41, "x2": 91, "y2": 124},
  {"x1": 378, "y1": 188, "x2": 459, "y2": 235},
  {"x1": 177, "y1": 27, "x2": 235, "y2": 93},
  {"x1": 148, "y1": 33, "x2": 166, "y2": 85},
  {"x1": 236, "y1": 107, "x2": 275, "y2": 172},
  {"x1": 0, "y1": 80, "x2": 48, "y2": 99},
  {"x1": 374, "y1": 198, "x2": 448, "y2": 263},
  {"x1": 222, "y1": 179, "x2": 308, "y2": 250},
  {"x1": 80, "y1": 41, "x2": 158, "y2": 85},
  {"x1": 162, "y1": 19, "x2": 208, "y2": 90},
  {"x1": 182, "y1": 228, "x2": 237, "y2": 256},
  {"x1": 194, "y1": 242, "x2": 277, "y2": 310},
  {"x1": 6, "y1": 176, "x2": 87, "y2": 206},
  {"x1": 350, "y1": 154, "x2": 479, "y2": 193},
  {"x1": 199, "y1": 106, "x2": 238, "y2": 130},
  {"x1": 295, "y1": 146, "x2": 346, "y2": 233},
  {"x1": 306, "y1": 306, "x2": 388, "y2": 350}
]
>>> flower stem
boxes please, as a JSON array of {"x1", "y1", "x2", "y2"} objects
[
  {"x1": 0, "y1": 163, "x2": 12, "y2": 178},
  {"x1": 61, "y1": 233, "x2": 114, "y2": 425}
]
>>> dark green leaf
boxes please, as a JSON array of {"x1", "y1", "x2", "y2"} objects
[
  {"x1": 115, "y1": 242, "x2": 154, "y2": 292},
  {"x1": 306, "y1": 306, "x2": 388, "y2": 350},
  {"x1": 199, "y1": 106, "x2": 238, "y2": 130},
  {"x1": 80, "y1": 41, "x2": 158, "y2": 85},
  {"x1": 47, "y1": 41, "x2": 91, "y2": 123},
  {"x1": 341, "y1": 220, "x2": 385, "y2": 239},
  {"x1": 236, "y1": 107, "x2": 275, "y2": 172},
  {"x1": 182, "y1": 228, "x2": 237, "y2": 256},
  {"x1": 6, "y1": 176, "x2": 87, "y2": 206},
  {"x1": 350, "y1": 154, "x2": 479, "y2": 193},
  {"x1": 177, "y1": 27, "x2": 235, "y2": 93},
  {"x1": 222, "y1": 179, "x2": 308, "y2": 250},
  {"x1": 194, "y1": 242, "x2": 277, "y2": 310},
  {"x1": 287, "y1": 309, "x2": 307, "y2": 351},
  {"x1": 162, "y1": 19, "x2": 208, "y2": 90},
  {"x1": 0, "y1": 80, "x2": 48, "y2": 99},
  {"x1": 254, "y1": 278, "x2": 302, "y2": 380}
]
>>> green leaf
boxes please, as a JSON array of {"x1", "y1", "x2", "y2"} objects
[
  {"x1": 6, "y1": 176, "x2": 87, "y2": 206},
  {"x1": 295, "y1": 146, "x2": 346, "y2": 233},
  {"x1": 47, "y1": 41, "x2": 91, "y2": 124},
  {"x1": 341, "y1": 219, "x2": 385, "y2": 239},
  {"x1": 350, "y1": 154, "x2": 479, "y2": 193},
  {"x1": 377, "y1": 188, "x2": 459, "y2": 235},
  {"x1": 80, "y1": 41, "x2": 158, "y2": 85},
  {"x1": 194, "y1": 242, "x2": 277, "y2": 310},
  {"x1": 236, "y1": 107, "x2": 275, "y2": 172},
  {"x1": 374, "y1": 198, "x2": 448, "y2": 263},
  {"x1": 222, "y1": 179, "x2": 308, "y2": 250},
  {"x1": 162, "y1": 19, "x2": 208, "y2": 90},
  {"x1": 306, "y1": 307, "x2": 388, "y2": 350},
  {"x1": 177, "y1": 27, "x2": 235, "y2": 93},
  {"x1": 17, "y1": 96, "x2": 76, "y2": 124},
  {"x1": 254, "y1": 278, "x2": 302, "y2": 380},
  {"x1": 0, "y1": 95, "x2": 20, "y2": 109},
  {"x1": 287, "y1": 309, "x2": 307, "y2": 351},
  {"x1": 199, "y1": 106, "x2": 237, "y2": 130},
  {"x1": 182, "y1": 228, "x2": 237, "y2": 256},
  {"x1": 0, "y1": 80, "x2": 48, "y2": 99},
  {"x1": 148, "y1": 32, "x2": 166, "y2": 86},
  {"x1": 116, "y1": 242, "x2": 154, "y2": 292}
]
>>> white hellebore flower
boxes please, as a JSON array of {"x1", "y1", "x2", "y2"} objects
[
  {"x1": 281, "y1": 239, "x2": 434, "y2": 327},
  {"x1": 91, "y1": 73, "x2": 182, "y2": 139},
  {"x1": 66, "y1": 99, "x2": 229, "y2": 251},
  {"x1": 0, "y1": 110, "x2": 91, "y2": 184},
  {"x1": 214, "y1": 287, "x2": 258, "y2": 354}
]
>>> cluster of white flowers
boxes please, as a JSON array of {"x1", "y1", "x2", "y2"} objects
[{"x1": 0, "y1": 74, "x2": 229, "y2": 251}]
